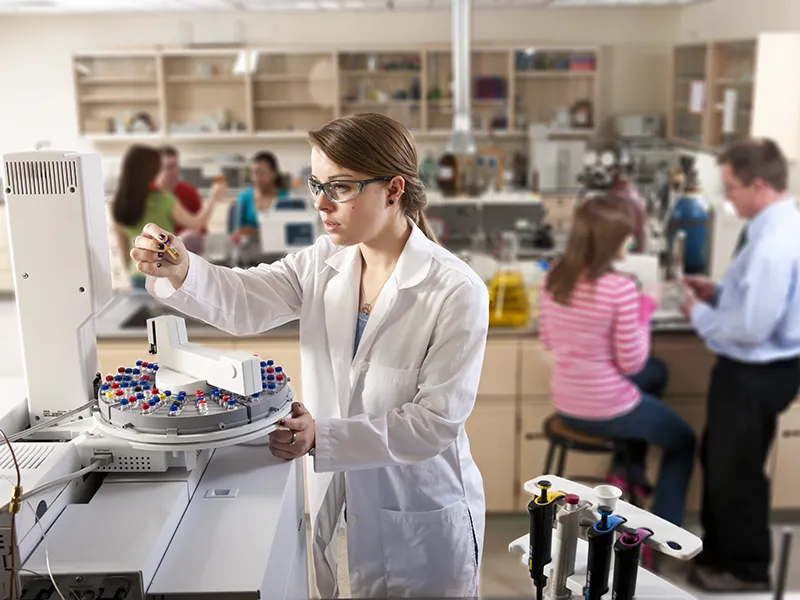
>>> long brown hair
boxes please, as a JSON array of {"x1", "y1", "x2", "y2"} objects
[
  {"x1": 546, "y1": 193, "x2": 634, "y2": 305},
  {"x1": 112, "y1": 144, "x2": 161, "y2": 227},
  {"x1": 308, "y1": 113, "x2": 438, "y2": 242}
]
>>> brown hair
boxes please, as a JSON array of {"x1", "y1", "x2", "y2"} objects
[
  {"x1": 112, "y1": 144, "x2": 162, "y2": 228},
  {"x1": 159, "y1": 145, "x2": 179, "y2": 158},
  {"x1": 717, "y1": 137, "x2": 788, "y2": 192},
  {"x1": 308, "y1": 113, "x2": 437, "y2": 242},
  {"x1": 545, "y1": 193, "x2": 634, "y2": 305}
]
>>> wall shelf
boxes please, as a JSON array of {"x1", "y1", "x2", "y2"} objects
[{"x1": 73, "y1": 45, "x2": 600, "y2": 143}]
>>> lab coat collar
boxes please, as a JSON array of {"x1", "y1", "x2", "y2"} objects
[{"x1": 323, "y1": 218, "x2": 433, "y2": 290}]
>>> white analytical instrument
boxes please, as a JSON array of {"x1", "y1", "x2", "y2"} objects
[
  {"x1": 510, "y1": 475, "x2": 700, "y2": 600},
  {"x1": 1, "y1": 150, "x2": 308, "y2": 600}
]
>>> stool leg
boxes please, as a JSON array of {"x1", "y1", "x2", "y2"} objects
[
  {"x1": 556, "y1": 445, "x2": 568, "y2": 477},
  {"x1": 544, "y1": 442, "x2": 556, "y2": 475}
]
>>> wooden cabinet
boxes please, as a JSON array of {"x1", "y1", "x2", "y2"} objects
[
  {"x1": 670, "y1": 34, "x2": 800, "y2": 157},
  {"x1": 466, "y1": 398, "x2": 516, "y2": 512},
  {"x1": 771, "y1": 403, "x2": 800, "y2": 510}
]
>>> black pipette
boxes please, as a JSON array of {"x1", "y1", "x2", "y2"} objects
[
  {"x1": 612, "y1": 526, "x2": 653, "y2": 600},
  {"x1": 528, "y1": 480, "x2": 565, "y2": 600},
  {"x1": 584, "y1": 505, "x2": 626, "y2": 600}
]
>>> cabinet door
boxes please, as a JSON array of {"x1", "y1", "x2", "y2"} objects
[
  {"x1": 465, "y1": 397, "x2": 516, "y2": 512},
  {"x1": 771, "y1": 403, "x2": 800, "y2": 510},
  {"x1": 519, "y1": 340, "x2": 552, "y2": 397},
  {"x1": 478, "y1": 339, "x2": 519, "y2": 397},
  {"x1": 652, "y1": 335, "x2": 716, "y2": 396}
]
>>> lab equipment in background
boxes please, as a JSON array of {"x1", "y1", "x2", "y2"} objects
[
  {"x1": 576, "y1": 138, "x2": 634, "y2": 196},
  {"x1": 257, "y1": 197, "x2": 320, "y2": 255},
  {"x1": 437, "y1": 152, "x2": 459, "y2": 196},
  {"x1": 614, "y1": 113, "x2": 663, "y2": 139},
  {"x1": 488, "y1": 231, "x2": 530, "y2": 328},
  {"x1": 707, "y1": 198, "x2": 746, "y2": 280},
  {"x1": 2, "y1": 150, "x2": 308, "y2": 600},
  {"x1": 667, "y1": 155, "x2": 711, "y2": 275},
  {"x1": 528, "y1": 124, "x2": 587, "y2": 192},
  {"x1": 528, "y1": 480, "x2": 566, "y2": 600},
  {"x1": 419, "y1": 152, "x2": 439, "y2": 188},
  {"x1": 509, "y1": 475, "x2": 702, "y2": 600}
]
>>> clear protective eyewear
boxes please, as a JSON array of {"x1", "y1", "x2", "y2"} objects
[{"x1": 307, "y1": 176, "x2": 393, "y2": 203}]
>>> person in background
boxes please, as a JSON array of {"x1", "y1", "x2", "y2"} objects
[
  {"x1": 157, "y1": 145, "x2": 211, "y2": 254},
  {"x1": 231, "y1": 151, "x2": 289, "y2": 238},
  {"x1": 112, "y1": 144, "x2": 223, "y2": 290},
  {"x1": 683, "y1": 138, "x2": 800, "y2": 592},
  {"x1": 538, "y1": 194, "x2": 695, "y2": 537}
]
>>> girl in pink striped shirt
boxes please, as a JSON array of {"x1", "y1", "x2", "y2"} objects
[{"x1": 539, "y1": 194, "x2": 695, "y2": 528}]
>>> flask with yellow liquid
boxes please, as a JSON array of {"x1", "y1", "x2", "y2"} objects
[{"x1": 488, "y1": 231, "x2": 531, "y2": 328}]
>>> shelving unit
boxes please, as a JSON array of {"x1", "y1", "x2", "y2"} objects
[
  {"x1": 73, "y1": 44, "x2": 601, "y2": 143},
  {"x1": 669, "y1": 35, "x2": 800, "y2": 156}
]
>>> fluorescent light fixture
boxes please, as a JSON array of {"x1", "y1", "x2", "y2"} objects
[{"x1": 319, "y1": 0, "x2": 340, "y2": 8}]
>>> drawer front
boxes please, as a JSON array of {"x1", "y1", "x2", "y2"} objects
[
  {"x1": 541, "y1": 196, "x2": 575, "y2": 221},
  {"x1": 519, "y1": 340, "x2": 552, "y2": 396},
  {"x1": 478, "y1": 339, "x2": 519, "y2": 397},
  {"x1": 466, "y1": 398, "x2": 517, "y2": 512},
  {"x1": 772, "y1": 402, "x2": 800, "y2": 510}
]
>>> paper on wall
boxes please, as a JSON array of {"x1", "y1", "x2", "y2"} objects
[
  {"x1": 689, "y1": 81, "x2": 706, "y2": 115},
  {"x1": 722, "y1": 89, "x2": 739, "y2": 134}
]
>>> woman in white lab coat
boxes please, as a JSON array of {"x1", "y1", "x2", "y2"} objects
[{"x1": 130, "y1": 113, "x2": 489, "y2": 599}]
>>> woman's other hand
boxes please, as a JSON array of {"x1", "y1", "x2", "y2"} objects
[
  {"x1": 269, "y1": 401, "x2": 316, "y2": 460},
  {"x1": 131, "y1": 222, "x2": 189, "y2": 289}
]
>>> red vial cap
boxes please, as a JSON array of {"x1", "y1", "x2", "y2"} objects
[
  {"x1": 276, "y1": 375, "x2": 284, "y2": 381},
  {"x1": 266, "y1": 368, "x2": 274, "y2": 374},
  {"x1": 116, "y1": 390, "x2": 124, "y2": 396},
  {"x1": 142, "y1": 375, "x2": 150, "y2": 381},
  {"x1": 128, "y1": 395, "x2": 136, "y2": 402},
  {"x1": 152, "y1": 388, "x2": 159, "y2": 394},
  {"x1": 142, "y1": 403, "x2": 150, "y2": 410},
  {"x1": 117, "y1": 367, "x2": 126, "y2": 373},
  {"x1": 142, "y1": 361, "x2": 149, "y2": 367},
  {"x1": 565, "y1": 494, "x2": 580, "y2": 505},
  {"x1": 111, "y1": 383, "x2": 119, "y2": 389},
  {"x1": 105, "y1": 375, "x2": 113, "y2": 382},
  {"x1": 196, "y1": 390, "x2": 204, "y2": 396}
]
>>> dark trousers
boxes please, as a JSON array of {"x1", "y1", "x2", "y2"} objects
[{"x1": 699, "y1": 355, "x2": 800, "y2": 582}]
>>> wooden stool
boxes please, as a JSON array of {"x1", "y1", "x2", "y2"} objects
[{"x1": 542, "y1": 413, "x2": 640, "y2": 507}]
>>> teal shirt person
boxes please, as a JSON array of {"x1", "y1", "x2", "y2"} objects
[{"x1": 231, "y1": 187, "x2": 290, "y2": 232}]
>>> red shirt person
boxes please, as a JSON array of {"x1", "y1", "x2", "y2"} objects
[{"x1": 157, "y1": 145, "x2": 207, "y2": 236}]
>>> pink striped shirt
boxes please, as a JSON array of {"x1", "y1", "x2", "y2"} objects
[{"x1": 538, "y1": 273, "x2": 658, "y2": 419}]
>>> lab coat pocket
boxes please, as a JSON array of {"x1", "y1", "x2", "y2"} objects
[
  {"x1": 360, "y1": 364, "x2": 420, "y2": 414},
  {"x1": 379, "y1": 499, "x2": 479, "y2": 598}
]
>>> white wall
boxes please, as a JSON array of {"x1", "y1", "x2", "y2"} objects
[
  {"x1": 0, "y1": 8, "x2": 678, "y2": 174},
  {"x1": 679, "y1": 0, "x2": 800, "y2": 41}
]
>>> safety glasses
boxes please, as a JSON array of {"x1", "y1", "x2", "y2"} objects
[{"x1": 307, "y1": 177, "x2": 393, "y2": 203}]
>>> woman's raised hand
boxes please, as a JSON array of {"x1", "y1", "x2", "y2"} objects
[{"x1": 131, "y1": 222, "x2": 190, "y2": 289}]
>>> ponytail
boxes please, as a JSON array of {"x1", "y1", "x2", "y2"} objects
[{"x1": 413, "y1": 210, "x2": 438, "y2": 243}]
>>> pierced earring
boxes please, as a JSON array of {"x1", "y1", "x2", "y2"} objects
[{"x1": 388, "y1": 199, "x2": 395, "y2": 205}]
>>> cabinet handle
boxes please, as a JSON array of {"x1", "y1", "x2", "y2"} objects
[
  {"x1": 782, "y1": 429, "x2": 800, "y2": 439},
  {"x1": 525, "y1": 432, "x2": 544, "y2": 441}
]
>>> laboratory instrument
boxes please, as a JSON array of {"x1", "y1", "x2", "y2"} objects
[
  {"x1": 666, "y1": 155, "x2": 711, "y2": 275},
  {"x1": 2, "y1": 149, "x2": 309, "y2": 600},
  {"x1": 528, "y1": 480, "x2": 565, "y2": 600},
  {"x1": 488, "y1": 231, "x2": 530, "y2": 328},
  {"x1": 257, "y1": 197, "x2": 319, "y2": 255},
  {"x1": 509, "y1": 475, "x2": 703, "y2": 600}
]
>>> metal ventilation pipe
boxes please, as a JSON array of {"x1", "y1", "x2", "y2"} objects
[{"x1": 447, "y1": 0, "x2": 476, "y2": 155}]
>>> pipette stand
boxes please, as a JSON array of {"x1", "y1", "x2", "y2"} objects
[{"x1": 509, "y1": 475, "x2": 702, "y2": 600}]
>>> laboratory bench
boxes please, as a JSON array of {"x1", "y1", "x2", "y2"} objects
[{"x1": 92, "y1": 289, "x2": 800, "y2": 516}]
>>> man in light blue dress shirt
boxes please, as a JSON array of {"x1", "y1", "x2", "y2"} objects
[{"x1": 681, "y1": 139, "x2": 800, "y2": 591}]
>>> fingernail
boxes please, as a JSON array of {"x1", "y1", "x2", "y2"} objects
[
  {"x1": 158, "y1": 252, "x2": 164, "y2": 258},
  {"x1": 159, "y1": 234, "x2": 166, "y2": 240},
  {"x1": 158, "y1": 243, "x2": 165, "y2": 250},
  {"x1": 156, "y1": 263, "x2": 162, "y2": 268},
  {"x1": 279, "y1": 419, "x2": 285, "y2": 426}
]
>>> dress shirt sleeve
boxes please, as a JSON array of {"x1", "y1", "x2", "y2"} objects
[{"x1": 691, "y1": 252, "x2": 797, "y2": 346}]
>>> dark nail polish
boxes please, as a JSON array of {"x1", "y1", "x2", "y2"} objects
[
  {"x1": 158, "y1": 243, "x2": 165, "y2": 250},
  {"x1": 159, "y1": 234, "x2": 166, "y2": 240},
  {"x1": 158, "y1": 252, "x2": 164, "y2": 258},
  {"x1": 156, "y1": 263, "x2": 162, "y2": 268},
  {"x1": 279, "y1": 419, "x2": 285, "y2": 426}
]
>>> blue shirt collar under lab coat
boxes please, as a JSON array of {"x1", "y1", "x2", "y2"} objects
[{"x1": 744, "y1": 195, "x2": 797, "y2": 242}]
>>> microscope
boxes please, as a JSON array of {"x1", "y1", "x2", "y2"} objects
[{"x1": 0, "y1": 150, "x2": 309, "y2": 600}]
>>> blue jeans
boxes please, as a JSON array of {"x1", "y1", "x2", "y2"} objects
[{"x1": 560, "y1": 358, "x2": 696, "y2": 526}]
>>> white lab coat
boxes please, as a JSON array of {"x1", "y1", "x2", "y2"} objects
[{"x1": 146, "y1": 220, "x2": 489, "y2": 598}]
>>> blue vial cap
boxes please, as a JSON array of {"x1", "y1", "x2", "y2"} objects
[
  {"x1": 251, "y1": 393, "x2": 260, "y2": 398},
  {"x1": 267, "y1": 374, "x2": 275, "y2": 381},
  {"x1": 267, "y1": 383, "x2": 276, "y2": 390},
  {"x1": 100, "y1": 384, "x2": 109, "y2": 391},
  {"x1": 262, "y1": 374, "x2": 267, "y2": 381},
  {"x1": 227, "y1": 399, "x2": 236, "y2": 406},
  {"x1": 142, "y1": 384, "x2": 151, "y2": 391},
  {"x1": 136, "y1": 392, "x2": 145, "y2": 400},
  {"x1": 125, "y1": 368, "x2": 132, "y2": 374},
  {"x1": 136, "y1": 360, "x2": 142, "y2": 367},
  {"x1": 114, "y1": 375, "x2": 123, "y2": 381},
  {"x1": 260, "y1": 361, "x2": 267, "y2": 368},
  {"x1": 164, "y1": 390, "x2": 172, "y2": 397},
  {"x1": 275, "y1": 367, "x2": 283, "y2": 373},
  {"x1": 169, "y1": 404, "x2": 179, "y2": 412},
  {"x1": 153, "y1": 365, "x2": 159, "y2": 372},
  {"x1": 133, "y1": 369, "x2": 140, "y2": 375},
  {"x1": 267, "y1": 360, "x2": 274, "y2": 366},
  {"x1": 123, "y1": 375, "x2": 131, "y2": 382}
]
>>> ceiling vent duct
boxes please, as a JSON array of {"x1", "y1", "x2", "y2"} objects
[{"x1": 446, "y1": 0, "x2": 476, "y2": 156}]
